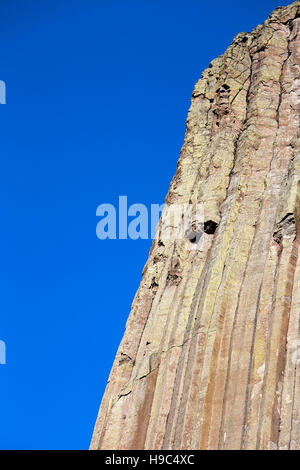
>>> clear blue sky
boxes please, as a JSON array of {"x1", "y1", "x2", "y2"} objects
[{"x1": 0, "y1": 0, "x2": 291, "y2": 450}]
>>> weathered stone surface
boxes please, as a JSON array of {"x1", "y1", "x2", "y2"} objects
[{"x1": 91, "y1": 1, "x2": 300, "y2": 450}]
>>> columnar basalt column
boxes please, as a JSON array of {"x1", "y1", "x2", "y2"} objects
[{"x1": 91, "y1": 1, "x2": 300, "y2": 450}]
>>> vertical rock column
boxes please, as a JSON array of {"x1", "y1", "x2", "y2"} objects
[{"x1": 91, "y1": 1, "x2": 300, "y2": 450}]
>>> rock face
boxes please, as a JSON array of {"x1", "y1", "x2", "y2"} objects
[{"x1": 91, "y1": 1, "x2": 300, "y2": 450}]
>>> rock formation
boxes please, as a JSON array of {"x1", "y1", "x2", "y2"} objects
[{"x1": 91, "y1": 1, "x2": 300, "y2": 450}]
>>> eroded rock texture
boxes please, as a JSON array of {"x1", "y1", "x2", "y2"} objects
[{"x1": 91, "y1": 1, "x2": 300, "y2": 450}]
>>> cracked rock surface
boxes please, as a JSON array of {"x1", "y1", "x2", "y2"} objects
[{"x1": 91, "y1": 1, "x2": 300, "y2": 450}]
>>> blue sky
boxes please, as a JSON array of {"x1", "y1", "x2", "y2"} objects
[{"x1": 0, "y1": 0, "x2": 291, "y2": 450}]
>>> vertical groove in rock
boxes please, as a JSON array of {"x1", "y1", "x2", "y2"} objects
[{"x1": 91, "y1": 1, "x2": 300, "y2": 450}]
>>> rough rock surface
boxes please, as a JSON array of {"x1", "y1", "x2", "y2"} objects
[{"x1": 91, "y1": 1, "x2": 300, "y2": 450}]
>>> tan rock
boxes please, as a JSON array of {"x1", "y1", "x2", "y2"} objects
[{"x1": 91, "y1": 1, "x2": 300, "y2": 450}]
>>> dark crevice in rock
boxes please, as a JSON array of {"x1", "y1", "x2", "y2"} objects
[
  {"x1": 150, "y1": 277, "x2": 159, "y2": 292},
  {"x1": 273, "y1": 213, "x2": 296, "y2": 245},
  {"x1": 167, "y1": 259, "x2": 182, "y2": 286},
  {"x1": 185, "y1": 227, "x2": 203, "y2": 244},
  {"x1": 119, "y1": 352, "x2": 133, "y2": 366},
  {"x1": 204, "y1": 220, "x2": 218, "y2": 235}
]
